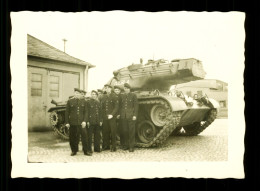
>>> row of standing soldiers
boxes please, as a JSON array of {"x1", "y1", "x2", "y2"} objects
[{"x1": 65, "y1": 83, "x2": 138, "y2": 156}]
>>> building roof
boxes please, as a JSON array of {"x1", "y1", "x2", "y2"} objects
[
  {"x1": 27, "y1": 34, "x2": 95, "y2": 68},
  {"x1": 175, "y1": 79, "x2": 228, "y2": 90}
]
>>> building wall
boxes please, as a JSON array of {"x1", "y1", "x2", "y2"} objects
[
  {"x1": 175, "y1": 86, "x2": 228, "y2": 118},
  {"x1": 28, "y1": 57, "x2": 87, "y2": 131}
]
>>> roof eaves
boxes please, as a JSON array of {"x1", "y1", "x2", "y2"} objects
[
  {"x1": 28, "y1": 34, "x2": 95, "y2": 68},
  {"x1": 28, "y1": 54, "x2": 95, "y2": 68}
]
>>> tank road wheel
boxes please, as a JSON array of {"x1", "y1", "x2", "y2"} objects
[
  {"x1": 137, "y1": 120, "x2": 156, "y2": 143},
  {"x1": 50, "y1": 111, "x2": 58, "y2": 126},
  {"x1": 150, "y1": 105, "x2": 168, "y2": 127}
]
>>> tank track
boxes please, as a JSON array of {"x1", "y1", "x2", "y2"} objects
[
  {"x1": 50, "y1": 109, "x2": 69, "y2": 140},
  {"x1": 174, "y1": 109, "x2": 217, "y2": 136},
  {"x1": 136, "y1": 97, "x2": 182, "y2": 148}
]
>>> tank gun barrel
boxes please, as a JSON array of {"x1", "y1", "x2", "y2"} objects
[{"x1": 51, "y1": 99, "x2": 58, "y2": 106}]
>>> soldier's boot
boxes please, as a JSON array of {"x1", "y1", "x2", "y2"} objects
[
  {"x1": 110, "y1": 147, "x2": 117, "y2": 152},
  {"x1": 84, "y1": 151, "x2": 92, "y2": 156},
  {"x1": 71, "y1": 152, "x2": 77, "y2": 156}
]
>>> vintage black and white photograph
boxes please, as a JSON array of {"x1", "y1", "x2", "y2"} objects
[{"x1": 11, "y1": 11, "x2": 245, "y2": 178}]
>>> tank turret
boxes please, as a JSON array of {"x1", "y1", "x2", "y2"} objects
[{"x1": 107, "y1": 58, "x2": 206, "y2": 91}]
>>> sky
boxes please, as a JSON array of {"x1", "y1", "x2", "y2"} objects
[{"x1": 17, "y1": 11, "x2": 245, "y2": 91}]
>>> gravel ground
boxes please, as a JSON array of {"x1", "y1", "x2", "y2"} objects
[{"x1": 28, "y1": 119, "x2": 228, "y2": 162}]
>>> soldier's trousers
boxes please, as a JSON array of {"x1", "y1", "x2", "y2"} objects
[
  {"x1": 116, "y1": 119, "x2": 123, "y2": 143},
  {"x1": 102, "y1": 118, "x2": 117, "y2": 149},
  {"x1": 117, "y1": 119, "x2": 124, "y2": 146},
  {"x1": 69, "y1": 125, "x2": 88, "y2": 153},
  {"x1": 122, "y1": 119, "x2": 136, "y2": 149},
  {"x1": 87, "y1": 125, "x2": 102, "y2": 152}
]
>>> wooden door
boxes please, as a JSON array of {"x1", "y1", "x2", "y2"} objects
[
  {"x1": 45, "y1": 71, "x2": 63, "y2": 127},
  {"x1": 47, "y1": 70, "x2": 63, "y2": 103},
  {"x1": 62, "y1": 72, "x2": 80, "y2": 101},
  {"x1": 28, "y1": 67, "x2": 48, "y2": 131}
]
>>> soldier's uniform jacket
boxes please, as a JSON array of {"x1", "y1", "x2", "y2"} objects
[
  {"x1": 86, "y1": 98, "x2": 102, "y2": 125},
  {"x1": 115, "y1": 93, "x2": 122, "y2": 116},
  {"x1": 101, "y1": 93, "x2": 119, "y2": 120},
  {"x1": 65, "y1": 98, "x2": 87, "y2": 126},
  {"x1": 120, "y1": 92, "x2": 138, "y2": 120}
]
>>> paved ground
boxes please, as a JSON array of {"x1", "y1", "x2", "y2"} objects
[{"x1": 28, "y1": 119, "x2": 228, "y2": 162}]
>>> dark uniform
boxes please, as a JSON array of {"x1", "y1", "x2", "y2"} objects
[
  {"x1": 120, "y1": 92, "x2": 138, "y2": 151},
  {"x1": 101, "y1": 93, "x2": 119, "y2": 151},
  {"x1": 65, "y1": 97, "x2": 88, "y2": 154},
  {"x1": 115, "y1": 92, "x2": 123, "y2": 145},
  {"x1": 86, "y1": 98, "x2": 103, "y2": 153},
  {"x1": 97, "y1": 89, "x2": 104, "y2": 146}
]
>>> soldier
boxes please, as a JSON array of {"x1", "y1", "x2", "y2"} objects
[
  {"x1": 113, "y1": 85, "x2": 123, "y2": 146},
  {"x1": 65, "y1": 88, "x2": 89, "y2": 156},
  {"x1": 97, "y1": 89, "x2": 104, "y2": 101},
  {"x1": 79, "y1": 89, "x2": 88, "y2": 152},
  {"x1": 81, "y1": 90, "x2": 87, "y2": 99},
  {"x1": 86, "y1": 90, "x2": 103, "y2": 154},
  {"x1": 120, "y1": 83, "x2": 138, "y2": 152},
  {"x1": 101, "y1": 84, "x2": 119, "y2": 152},
  {"x1": 97, "y1": 89, "x2": 104, "y2": 144}
]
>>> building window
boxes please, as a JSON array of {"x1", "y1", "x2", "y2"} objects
[
  {"x1": 31, "y1": 73, "x2": 42, "y2": 96},
  {"x1": 186, "y1": 91, "x2": 191, "y2": 97},
  {"x1": 49, "y1": 75, "x2": 59, "y2": 97},
  {"x1": 219, "y1": 100, "x2": 226, "y2": 108},
  {"x1": 197, "y1": 90, "x2": 203, "y2": 98}
]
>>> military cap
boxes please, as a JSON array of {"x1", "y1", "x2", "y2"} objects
[
  {"x1": 124, "y1": 83, "x2": 131, "y2": 89},
  {"x1": 74, "y1": 88, "x2": 81, "y2": 92},
  {"x1": 104, "y1": 84, "x2": 112, "y2": 88},
  {"x1": 81, "y1": 89, "x2": 87, "y2": 94},
  {"x1": 113, "y1": 85, "x2": 121, "y2": 91},
  {"x1": 91, "y1": 90, "x2": 98, "y2": 95}
]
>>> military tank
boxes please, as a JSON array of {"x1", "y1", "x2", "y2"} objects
[
  {"x1": 48, "y1": 58, "x2": 219, "y2": 147},
  {"x1": 48, "y1": 97, "x2": 90, "y2": 139},
  {"x1": 48, "y1": 101, "x2": 68, "y2": 139}
]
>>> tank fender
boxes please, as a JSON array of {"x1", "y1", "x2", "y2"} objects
[
  {"x1": 48, "y1": 106, "x2": 66, "y2": 112},
  {"x1": 162, "y1": 96, "x2": 188, "y2": 111},
  {"x1": 208, "y1": 98, "x2": 220, "y2": 109}
]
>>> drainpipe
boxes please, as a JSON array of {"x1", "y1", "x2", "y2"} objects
[{"x1": 84, "y1": 64, "x2": 89, "y2": 92}]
